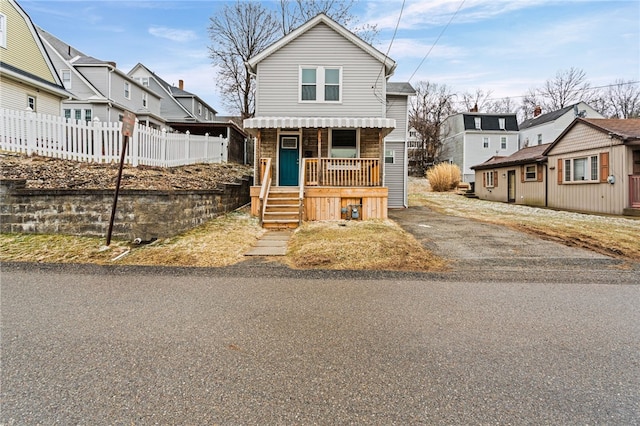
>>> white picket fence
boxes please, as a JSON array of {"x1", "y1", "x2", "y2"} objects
[{"x1": 0, "y1": 108, "x2": 228, "y2": 167}]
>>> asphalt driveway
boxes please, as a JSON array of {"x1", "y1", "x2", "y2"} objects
[{"x1": 388, "y1": 206, "x2": 617, "y2": 271}]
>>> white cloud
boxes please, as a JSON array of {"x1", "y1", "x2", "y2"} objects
[{"x1": 148, "y1": 26, "x2": 197, "y2": 42}]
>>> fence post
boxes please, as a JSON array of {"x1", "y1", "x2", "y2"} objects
[
  {"x1": 91, "y1": 117, "x2": 101, "y2": 163},
  {"x1": 131, "y1": 119, "x2": 139, "y2": 167},
  {"x1": 186, "y1": 130, "x2": 191, "y2": 164},
  {"x1": 204, "y1": 132, "x2": 209, "y2": 163},
  {"x1": 222, "y1": 137, "x2": 228, "y2": 163},
  {"x1": 25, "y1": 108, "x2": 36, "y2": 156}
]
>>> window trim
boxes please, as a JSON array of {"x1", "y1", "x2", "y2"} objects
[
  {"x1": 328, "y1": 128, "x2": 359, "y2": 158},
  {"x1": 385, "y1": 149, "x2": 395, "y2": 164},
  {"x1": 524, "y1": 165, "x2": 537, "y2": 181},
  {"x1": 299, "y1": 66, "x2": 342, "y2": 103},
  {"x1": 483, "y1": 136, "x2": 489, "y2": 149},
  {"x1": 484, "y1": 170, "x2": 496, "y2": 188},
  {"x1": 27, "y1": 95, "x2": 36, "y2": 111},
  {"x1": 500, "y1": 136, "x2": 507, "y2": 150},
  {"x1": 474, "y1": 117, "x2": 481, "y2": 130},
  {"x1": 0, "y1": 13, "x2": 6, "y2": 49},
  {"x1": 498, "y1": 118, "x2": 506, "y2": 130},
  {"x1": 124, "y1": 82, "x2": 131, "y2": 99},
  {"x1": 61, "y1": 69, "x2": 71, "y2": 89},
  {"x1": 562, "y1": 155, "x2": 600, "y2": 183}
]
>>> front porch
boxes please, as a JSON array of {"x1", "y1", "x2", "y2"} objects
[
  {"x1": 243, "y1": 117, "x2": 396, "y2": 228},
  {"x1": 250, "y1": 157, "x2": 388, "y2": 228}
]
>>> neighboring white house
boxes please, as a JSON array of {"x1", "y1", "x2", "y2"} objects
[
  {"x1": 0, "y1": 0, "x2": 69, "y2": 115},
  {"x1": 36, "y1": 27, "x2": 164, "y2": 128},
  {"x1": 518, "y1": 102, "x2": 603, "y2": 148},
  {"x1": 441, "y1": 112, "x2": 519, "y2": 183},
  {"x1": 243, "y1": 13, "x2": 414, "y2": 227}
]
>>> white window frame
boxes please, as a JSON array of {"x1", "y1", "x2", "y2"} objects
[
  {"x1": 500, "y1": 136, "x2": 507, "y2": 150},
  {"x1": 198, "y1": 102, "x2": 202, "y2": 116},
  {"x1": 74, "y1": 109, "x2": 82, "y2": 120},
  {"x1": 385, "y1": 149, "x2": 395, "y2": 164},
  {"x1": 499, "y1": 118, "x2": 506, "y2": 130},
  {"x1": 124, "y1": 82, "x2": 131, "y2": 99},
  {"x1": 299, "y1": 66, "x2": 342, "y2": 103},
  {"x1": 0, "y1": 13, "x2": 6, "y2": 49},
  {"x1": 537, "y1": 134, "x2": 543, "y2": 145},
  {"x1": 141, "y1": 77, "x2": 149, "y2": 87},
  {"x1": 64, "y1": 109, "x2": 71, "y2": 119},
  {"x1": 474, "y1": 117, "x2": 481, "y2": 129},
  {"x1": 84, "y1": 109, "x2": 92, "y2": 122},
  {"x1": 142, "y1": 92, "x2": 148, "y2": 108},
  {"x1": 563, "y1": 155, "x2": 599, "y2": 183},
  {"x1": 61, "y1": 69, "x2": 71, "y2": 89},
  {"x1": 483, "y1": 137, "x2": 489, "y2": 149},
  {"x1": 27, "y1": 95, "x2": 36, "y2": 111},
  {"x1": 525, "y1": 165, "x2": 537, "y2": 181},
  {"x1": 485, "y1": 171, "x2": 495, "y2": 187},
  {"x1": 328, "y1": 128, "x2": 359, "y2": 158}
]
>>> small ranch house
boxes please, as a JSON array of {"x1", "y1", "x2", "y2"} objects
[
  {"x1": 471, "y1": 144, "x2": 547, "y2": 206},
  {"x1": 545, "y1": 118, "x2": 640, "y2": 216},
  {"x1": 243, "y1": 14, "x2": 414, "y2": 228}
]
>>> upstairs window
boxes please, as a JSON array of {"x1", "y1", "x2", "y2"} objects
[
  {"x1": 142, "y1": 92, "x2": 148, "y2": 108},
  {"x1": 537, "y1": 134, "x2": 543, "y2": 145},
  {"x1": 124, "y1": 82, "x2": 130, "y2": 99},
  {"x1": 474, "y1": 117, "x2": 481, "y2": 129},
  {"x1": 483, "y1": 137, "x2": 489, "y2": 148},
  {"x1": 500, "y1": 136, "x2": 507, "y2": 150},
  {"x1": 300, "y1": 66, "x2": 341, "y2": 103},
  {"x1": 27, "y1": 95, "x2": 36, "y2": 111},
  {"x1": 61, "y1": 70, "x2": 71, "y2": 89},
  {"x1": 499, "y1": 118, "x2": 506, "y2": 129}
]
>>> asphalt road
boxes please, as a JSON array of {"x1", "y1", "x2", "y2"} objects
[{"x1": 2, "y1": 263, "x2": 639, "y2": 424}]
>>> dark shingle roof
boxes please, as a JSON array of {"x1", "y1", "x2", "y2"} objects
[
  {"x1": 462, "y1": 113, "x2": 519, "y2": 131},
  {"x1": 519, "y1": 103, "x2": 579, "y2": 130},
  {"x1": 471, "y1": 144, "x2": 547, "y2": 170}
]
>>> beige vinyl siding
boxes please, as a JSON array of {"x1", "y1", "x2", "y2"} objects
[
  {"x1": 548, "y1": 144, "x2": 626, "y2": 215},
  {"x1": 474, "y1": 164, "x2": 546, "y2": 206},
  {"x1": 0, "y1": 77, "x2": 61, "y2": 114},
  {"x1": 0, "y1": 1, "x2": 56, "y2": 84},
  {"x1": 546, "y1": 122, "x2": 615, "y2": 155},
  {"x1": 474, "y1": 169, "x2": 507, "y2": 201},
  {"x1": 256, "y1": 23, "x2": 385, "y2": 117}
]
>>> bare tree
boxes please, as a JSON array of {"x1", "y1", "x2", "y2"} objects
[
  {"x1": 601, "y1": 79, "x2": 640, "y2": 118},
  {"x1": 459, "y1": 88, "x2": 492, "y2": 112},
  {"x1": 521, "y1": 67, "x2": 595, "y2": 119},
  {"x1": 408, "y1": 81, "x2": 456, "y2": 175},
  {"x1": 485, "y1": 97, "x2": 519, "y2": 114},
  {"x1": 208, "y1": 2, "x2": 280, "y2": 119}
]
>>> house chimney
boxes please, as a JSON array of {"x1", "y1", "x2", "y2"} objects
[
  {"x1": 179, "y1": 79, "x2": 184, "y2": 90},
  {"x1": 470, "y1": 103, "x2": 478, "y2": 113},
  {"x1": 534, "y1": 106, "x2": 542, "y2": 117}
]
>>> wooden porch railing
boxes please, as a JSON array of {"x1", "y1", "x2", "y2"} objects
[
  {"x1": 304, "y1": 158, "x2": 381, "y2": 187},
  {"x1": 258, "y1": 158, "x2": 272, "y2": 224},
  {"x1": 630, "y1": 175, "x2": 640, "y2": 208}
]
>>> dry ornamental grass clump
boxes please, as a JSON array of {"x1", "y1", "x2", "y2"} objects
[{"x1": 426, "y1": 163, "x2": 461, "y2": 192}]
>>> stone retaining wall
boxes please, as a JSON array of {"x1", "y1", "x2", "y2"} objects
[{"x1": 0, "y1": 178, "x2": 251, "y2": 240}]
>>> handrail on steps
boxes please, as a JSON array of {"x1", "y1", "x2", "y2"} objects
[
  {"x1": 298, "y1": 158, "x2": 306, "y2": 225},
  {"x1": 259, "y1": 158, "x2": 272, "y2": 225}
]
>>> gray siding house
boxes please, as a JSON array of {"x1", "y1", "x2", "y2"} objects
[
  {"x1": 441, "y1": 112, "x2": 519, "y2": 183},
  {"x1": 243, "y1": 13, "x2": 414, "y2": 227},
  {"x1": 37, "y1": 27, "x2": 164, "y2": 127}
]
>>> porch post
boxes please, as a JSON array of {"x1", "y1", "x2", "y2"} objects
[
  {"x1": 379, "y1": 130, "x2": 384, "y2": 186},
  {"x1": 317, "y1": 128, "x2": 322, "y2": 185},
  {"x1": 256, "y1": 130, "x2": 261, "y2": 186}
]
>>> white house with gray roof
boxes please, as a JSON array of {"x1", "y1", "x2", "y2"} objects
[{"x1": 518, "y1": 102, "x2": 602, "y2": 148}]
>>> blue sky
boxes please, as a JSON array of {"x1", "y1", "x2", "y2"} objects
[{"x1": 20, "y1": 0, "x2": 640, "y2": 116}]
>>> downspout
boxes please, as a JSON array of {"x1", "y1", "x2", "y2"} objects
[{"x1": 544, "y1": 162, "x2": 548, "y2": 207}]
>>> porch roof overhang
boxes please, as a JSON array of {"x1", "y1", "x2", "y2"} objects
[{"x1": 243, "y1": 116, "x2": 396, "y2": 137}]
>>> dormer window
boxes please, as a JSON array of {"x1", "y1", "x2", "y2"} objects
[
  {"x1": 499, "y1": 118, "x2": 506, "y2": 130},
  {"x1": 474, "y1": 117, "x2": 481, "y2": 129},
  {"x1": 300, "y1": 66, "x2": 341, "y2": 103}
]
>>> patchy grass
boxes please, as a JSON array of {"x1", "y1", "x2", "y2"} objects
[
  {"x1": 285, "y1": 220, "x2": 447, "y2": 272},
  {"x1": 0, "y1": 211, "x2": 264, "y2": 267},
  {"x1": 409, "y1": 177, "x2": 640, "y2": 262}
]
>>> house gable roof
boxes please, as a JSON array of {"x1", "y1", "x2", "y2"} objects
[
  {"x1": 387, "y1": 82, "x2": 416, "y2": 96},
  {"x1": 472, "y1": 144, "x2": 547, "y2": 170},
  {"x1": 543, "y1": 118, "x2": 640, "y2": 155},
  {"x1": 246, "y1": 13, "x2": 396, "y2": 76},
  {"x1": 519, "y1": 102, "x2": 599, "y2": 130}
]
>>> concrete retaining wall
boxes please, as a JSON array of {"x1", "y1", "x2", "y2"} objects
[{"x1": 0, "y1": 178, "x2": 251, "y2": 240}]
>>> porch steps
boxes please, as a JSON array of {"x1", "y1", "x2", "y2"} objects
[{"x1": 262, "y1": 187, "x2": 301, "y2": 229}]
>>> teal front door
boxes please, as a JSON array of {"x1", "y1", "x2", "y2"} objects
[{"x1": 279, "y1": 135, "x2": 299, "y2": 186}]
